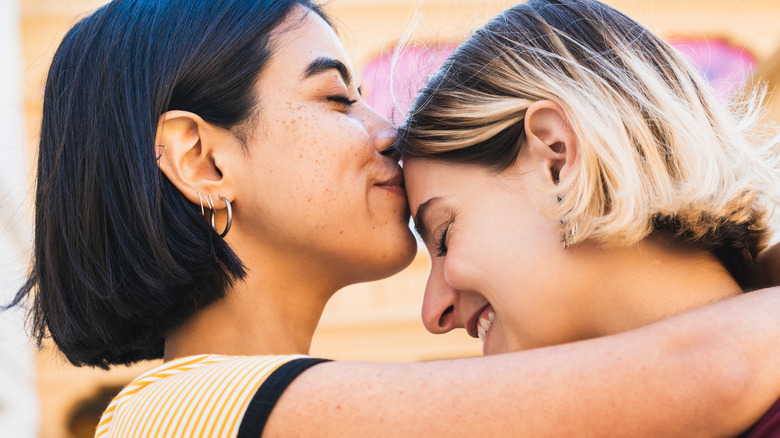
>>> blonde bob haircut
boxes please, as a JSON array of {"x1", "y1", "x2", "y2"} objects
[{"x1": 396, "y1": 0, "x2": 780, "y2": 288}]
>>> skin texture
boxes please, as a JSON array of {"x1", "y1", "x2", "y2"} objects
[
  {"x1": 403, "y1": 101, "x2": 742, "y2": 355},
  {"x1": 151, "y1": 7, "x2": 780, "y2": 437}
]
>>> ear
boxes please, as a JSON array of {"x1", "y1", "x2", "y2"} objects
[
  {"x1": 155, "y1": 110, "x2": 238, "y2": 208},
  {"x1": 523, "y1": 100, "x2": 579, "y2": 186}
]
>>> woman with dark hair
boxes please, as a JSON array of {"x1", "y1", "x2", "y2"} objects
[
  {"x1": 8, "y1": 0, "x2": 780, "y2": 436},
  {"x1": 398, "y1": 0, "x2": 780, "y2": 435}
]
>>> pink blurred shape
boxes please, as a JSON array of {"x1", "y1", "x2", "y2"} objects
[
  {"x1": 670, "y1": 38, "x2": 756, "y2": 100},
  {"x1": 363, "y1": 39, "x2": 755, "y2": 123},
  {"x1": 362, "y1": 46, "x2": 456, "y2": 124}
]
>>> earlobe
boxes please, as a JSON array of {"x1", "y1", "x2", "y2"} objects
[
  {"x1": 523, "y1": 100, "x2": 579, "y2": 186},
  {"x1": 155, "y1": 111, "x2": 234, "y2": 206}
]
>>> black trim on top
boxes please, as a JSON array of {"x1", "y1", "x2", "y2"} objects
[{"x1": 237, "y1": 357, "x2": 331, "y2": 438}]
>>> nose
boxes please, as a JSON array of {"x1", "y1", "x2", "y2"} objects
[
  {"x1": 421, "y1": 260, "x2": 463, "y2": 334},
  {"x1": 359, "y1": 102, "x2": 397, "y2": 155},
  {"x1": 371, "y1": 125, "x2": 397, "y2": 155}
]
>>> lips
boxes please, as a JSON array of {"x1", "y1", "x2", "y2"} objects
[
  {"x1": 374, "y1": 170, "x2": 405, "y2": 197},
  {"x1": 375, "y1": 171, "x2": 404, "y2": 189}
]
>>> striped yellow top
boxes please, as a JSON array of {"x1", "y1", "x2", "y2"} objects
[{"x1": 95, "y1": 354, "x2": 307, "y2": 438}]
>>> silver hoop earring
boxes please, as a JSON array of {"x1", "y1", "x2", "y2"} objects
[
  {"x1": 205, "y1": 194, "x2": 215, "y2": 213},
  {"x1": 210, "y1": 196, "x2": 232, "y2": 238},
  {"x1": 197, "y1": 192, "x2": 206, "y2": 216}
]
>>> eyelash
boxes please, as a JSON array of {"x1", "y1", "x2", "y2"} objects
[
  {"x1": 435, "y1": 222, "x2": 450, "y2": 257},
  {"x1": 327, "y1": 95, "x2": 358, "y2": 106}
]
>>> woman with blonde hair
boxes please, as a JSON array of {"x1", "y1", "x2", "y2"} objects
[
  {"x1": 8, "y1": 0, "x2": 780, "y2": 436},
  {"x1": 398, "y1": 0, "x2": 780, "y2": 434}
]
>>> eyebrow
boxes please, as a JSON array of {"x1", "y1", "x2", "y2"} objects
[
  {"x1": 413, "y1": 197, "x2": 443, "y2": 242},
  {"x1": 301, "y1": 57, "x2": 352, "y2": 86}
]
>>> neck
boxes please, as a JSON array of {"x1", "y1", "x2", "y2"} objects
[
  {"x1": 164, "y1": 243, "x2": 340, "y2": 361},
  {"x1": 578, "y1": 236, "x2": 742, "y2": 338}
]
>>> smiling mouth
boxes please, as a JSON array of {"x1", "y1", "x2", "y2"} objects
[
  {"x1": 477, "y1": 310, "x2": 495, "y2": 342},
  {"x1": 467, "y1": 303, "x2": 494, "y2": 341}
]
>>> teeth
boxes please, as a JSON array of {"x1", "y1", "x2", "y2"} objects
[{"x1": 477, "y1": 311, "x2": 496, "y2": 342}]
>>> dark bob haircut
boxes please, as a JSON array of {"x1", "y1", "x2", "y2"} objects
[{"x1": 8, "y1": 0, "x2": 327, "y2": 368}]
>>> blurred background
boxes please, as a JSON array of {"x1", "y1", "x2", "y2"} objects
[{"x1": 3, "y1": 0, "x2": 780, "y2": 436}]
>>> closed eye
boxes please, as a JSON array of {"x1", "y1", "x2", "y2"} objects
[
  {"x1": 327, "y1": 95, "x2": 358, "y2": 106},
  {"x1": 435, "y1": 222, "x2": 450, "y2": 257}
]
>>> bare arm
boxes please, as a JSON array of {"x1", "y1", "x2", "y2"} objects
[{"x1": 265, "y1": 287, "x2": 780, "y2": 438}]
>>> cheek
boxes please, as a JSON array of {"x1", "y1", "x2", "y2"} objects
[
  {"x1": 441, "y1": 244, "x2": 492, "y2": 295},
  {"x1": 484, "y1": 320, "x2": 515, "y2": 355},
  {"x1": 493, "y1": 205, "x2": 561, "y2": 264},
  {"x1": 280, "y1": 121, "x2": 367, "y2": 198},
  {"x1": 439, "y1": 213, "x2": 521, "y2": 294}
]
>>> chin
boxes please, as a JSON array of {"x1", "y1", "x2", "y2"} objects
[
  {"x1": 356, "y1": 230, "x2": 418, "y2": 283},
  {"x1": 389, "y1": 234, "x2": 418, "y2": 274},
  {"x1": 395, "y1": 224, "x2": 418, "y2": 262}
]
